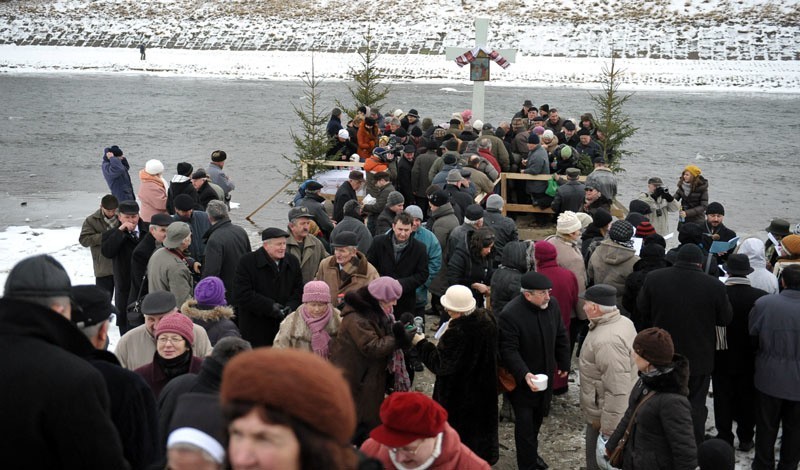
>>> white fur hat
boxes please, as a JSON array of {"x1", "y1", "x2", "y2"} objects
[
  {"x1": 556, "y1": 211, "x2": 582, "y2": 234},
  {"x1": 145, "y1": 159, "x2": 164, "y2": 175}
]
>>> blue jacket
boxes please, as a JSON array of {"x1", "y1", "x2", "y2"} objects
[
  {"x1": 413, "y1": 227, "x2": 442, "y2": 308},
  {"x1": 102, "y1": 153, "x2": 135, "y2": 202},
  {"x1": 750, "y1": 289, "x2": 800, "y2": 401}
]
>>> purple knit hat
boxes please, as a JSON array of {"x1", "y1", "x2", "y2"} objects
[
  {"x1": 194, "y1": 276, "x2": 226, "y2": 307},
  {"x1": 303, "y1": 281, "x2": 331, "y2": 303},
  {"x1": 367, "y1": 276, "x2": 403, "y2": 302},
  {"x1": 155, "y1": 312, "x2": 195, "y2": 346}
]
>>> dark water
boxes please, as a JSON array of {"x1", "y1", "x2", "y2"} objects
[{"x1": 0, "y1": 74, "x2": 798, "y2": 235}]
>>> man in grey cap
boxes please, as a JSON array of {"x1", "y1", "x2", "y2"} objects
[
  {"x1": 201, "y1": 199, "x2": 251, "y2": 302},
  {"x1": 577, "y1": 284, "x2": 638, "y2": 470},
  {"x1": 443, "y1": 168, "x2": 473, "y2": 221},
  {"x1": 147, "y1": 221, "x2": 195, "y2": 307},
  {"x1": 286, "y1": 205, "x2": 329, "y2": 284},
  {"x1": 102, "y1": 199, "x2": 147, "y2": 334},
  {"x1": 233, "y1": 228, "x2": 303, "y2": 347},
  {"x1": 71, "y1": 285, "x2": 160, "y2": 469},
  {"x1": 635, "y1": 176, "x2": 680, "y2": 235},
  {"x1": 498, "y1": 271, "x2": 571, "y2": 470},
  {"x1": 551, "y1": 168, "x2": 586, "y2": 216},
  {"x1": 115, "y1": 290, "x2": 213, "y2": 370},
  {"x1": 0, "y1": 255, "x2": 128, "y2": 469}
]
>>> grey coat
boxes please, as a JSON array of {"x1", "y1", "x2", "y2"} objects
[
  {"x1": 524, "y1": 145, "x2": 550, "y2": 194},
  {"x1": 483, "y1": 209, "x2": 518, "y2": 262},
  {"x1": 206, "y1": 163, "x2": 234, "y2": 199},
  {"x1": 331, "y1": 216, "x2": 373, "y2": 254},
  {"x1": 551, "y1": 179, "x2": 586, "y2": 215},
  {"x1": 750, "y1": 289, "x2": 800, "y2": 401}
]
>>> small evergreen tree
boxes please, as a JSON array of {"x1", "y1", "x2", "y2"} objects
[
  {"x1": 281, "y1": 55, "x2": 330, "y2": 185},
  {"x1": 336, "y1": 26, "x2": 391, "y2": 118},
  {"x1": 589, "y1": 58, "x2": 638, "y2": 171}
]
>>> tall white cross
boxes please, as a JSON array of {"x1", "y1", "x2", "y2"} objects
[{"x1": 445, "y1": 17, "x2": 516, "y2": 123}]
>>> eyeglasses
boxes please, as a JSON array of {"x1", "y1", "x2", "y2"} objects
[
  {"x1": 531, "y1": 289, "x2": 552, "y2": 297},
  {"x1": 389, "y1": 441, "x2": 424, "y2": 456},
  {"x1": 157, "y1": 336, "x2": 185, "y2": 345}
]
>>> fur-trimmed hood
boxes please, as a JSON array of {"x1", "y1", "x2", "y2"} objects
[
  {"x1": 640, "y1": 353, "x2": 690, "y2": 396},
  {"x1": 181, "y1": 299, "x2": 236, "y2": 322},
  {"x1": 341, "y1": 286, "x2": 385, "y2": 322}
]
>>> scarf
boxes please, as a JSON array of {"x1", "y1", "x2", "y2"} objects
[
  {"x1": 680, "y1": 181, "x2": 692, "y2": 198},
  {"x1": 392, "y1": 235, "x2": 409, "y2": 262},
  {"x1": 155, "y1": 349, "x2": 193, "y2": 380},
  {"x1": 103, "y1": 214, "x2": 118, "y2": 230},
  {"x1": 385, "y1": 310, "x2": 411, "y2": 392},
  {"x1": 338, "y1": 257, "x2": 361, "y2": 287},
  {"x1": 139, "y1": 169, "x2": 166, "y2": 189},
  {"x1": 300, "y1": 304, "x2": 333, "y2": 359},
  {"x1": 611, "y1": 238, "x2": 635, "y2": 249}
]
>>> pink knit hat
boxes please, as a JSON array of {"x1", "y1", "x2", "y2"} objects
[
  {"x1": 155, "y1": 312, "x2": 195, "y2": 346},
  {"x1": 367, "y1": 276, "x2": 403, "y2": 302},
  {"x1": 303, "y1": 281, "x2": 331, "y2": 303}
]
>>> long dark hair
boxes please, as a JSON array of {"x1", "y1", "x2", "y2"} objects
[
  {"x1": 222, "y1": 401, "x2": 358, "y2": 470},
  {"x1": 469, "y1": 227, "x2": 495, "y2": 258}
]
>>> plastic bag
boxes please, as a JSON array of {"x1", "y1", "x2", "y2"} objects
[
  {"x1": 545, "y1": 177, "x2": 559, "y2": 197},
  {"x1": 596, "y1": 434, "x2": 619, "y2": 469}
]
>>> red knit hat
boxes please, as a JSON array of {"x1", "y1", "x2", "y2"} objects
[
  {"x1": 636, "y1": 221, "x2": 656, "y2": 238},
  {"x1": 370, "y1": 392, "x2": 448, "y2": 447},
  {"x1": 220, "y1": 348, "x2": 356, "y2": 446},
  {"x1": 155, "y1": 312, "x2": 195, "y2": 346}
]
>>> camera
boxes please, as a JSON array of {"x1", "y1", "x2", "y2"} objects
[{"x1": 656, "y1": 208, "x2": 663, "y2": 217}]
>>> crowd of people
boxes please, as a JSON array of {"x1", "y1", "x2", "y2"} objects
[{"x1": 1, "y1": 102, "x2": 800, "y2": 470}]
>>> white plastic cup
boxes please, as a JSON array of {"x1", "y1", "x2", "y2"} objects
[{"x1": 530, "y1": 374, "x2": 548, "y2": 391}]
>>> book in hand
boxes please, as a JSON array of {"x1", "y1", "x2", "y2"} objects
[{"x1": 709, "y1": 236, "x2": 739, "y2": 255}]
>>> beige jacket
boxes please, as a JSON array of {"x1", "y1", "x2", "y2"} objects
[
  {"x1": 578, "y1": 308, "x2": 638, "y2": 435},
  {"x1": 544, "y1": 234, "x2": 588, "y2": 319},
  {"x1": 114, "y1": 322, "x2": 213, "y2": 370},
  {"x1": 273, "y1": 307, "x2": 342, "y2": 352},
  {"x1": 286, "y1": 234, "x2": 329, "y2": 284},
  {"x1": 315, "y1": 252, "x2": 379, "y2": 305}
]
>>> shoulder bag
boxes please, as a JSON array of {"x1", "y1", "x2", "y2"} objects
[{"x1": 608, "y1": 391, "x2": 656, "y2": 467}]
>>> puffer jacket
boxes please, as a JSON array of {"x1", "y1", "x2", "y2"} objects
[
  {"x1": 674, "y1": 175, "x2": 708, "y2": 225},
  {"x1": 737, "y1": 237, "x2": 779, "y2": 294},
  {"x1": 578, "y1": 308, "x2": 638, "y2": 435},
  {"x1": 606, "y1": 355, "x2": 697, "y2": 470},
  {"x1": 490, "y1": 240, "x2": 530, "y2": 314},
  {"x1": 181, "y1": 299, "x2": 241, "y2": 346},
  {"x1": 587, "y1": 239, "x2": 639, "y2": 309}
]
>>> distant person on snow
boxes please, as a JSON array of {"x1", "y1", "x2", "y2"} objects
[{"x1": 139, "y1": 43, "x2": 146, "y2": 60}]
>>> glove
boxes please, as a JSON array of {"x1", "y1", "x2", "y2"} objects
[
  {"x1": 391, "y1": 321, "x2": 413, "y2": 349},
  {"x1": 272, "y1": 303, "x2": 290, "y2": 319},
  {"x1": 659, "y1": 187, "x2": 674, "y2": 202}
]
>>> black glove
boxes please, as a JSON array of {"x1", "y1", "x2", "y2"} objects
[
  {"x1": 391, "y1": 321, "x2": 413, "y2": 349},
  {"x1": 272, "y1": 303, "x2": 290, "y2": 319},
  {"x1": 659, "y1": 187, "x2": 674, "y2": 202}
]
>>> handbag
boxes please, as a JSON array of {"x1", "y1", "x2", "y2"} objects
[
  {"x1": 126, "y1": 274, "x2": 148, "y2": 323},
  {"x1": 545, "y1": 177, "x2": 559, "y2": 197},
  {"x1": 497, "y1": 366, "x2": 516, "y2": 393},
  {"x1": 607, "y1": 391, "x2": 656, "y2": 467}
]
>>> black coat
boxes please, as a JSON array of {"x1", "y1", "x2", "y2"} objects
[
  {"x1": 498, "y1": 295, "x2": 571, "y2": 412},
  {"x1": 201, "y1": 219, "x2": 252, "y2": 303},
  {"x1": 606, "y1": 355, "x2": 697, "y2": 470},
  {"x1": 396, "y1": 157, "x2": 415, "y2": 205},
  {"x1": 714, "y1": 282, "x2": 767, "y2": 375},
  {"x1": 415, "y1": 310, "x2": 499, "y2": 464},
  {"x1": 0, "y1": 299, "x2": 128, "y2": 469},
  {"x1": 166, "y1": 179, "x2": 200, "y2": 215},
  {"x1": 233, "y1": 247, "x2": 303, "y2": 347},
  {"x1": 636, "y1": 262, "x2": 733, "y2": 375},
  {"x1": 448, "y1": 244, "x2": 494, "y2": 307},
  {"x1": 367, "y1": 233, "x2": 429, "y2": 315},
  {"x1": 129, "y1": 232, "x2": 158, "y2": 323},
  {"x1": 622, "y1": 256, "x2": 669, "y2": 327},
  {"x1": 196, "y1": 181, "x2": 221, "y2": 209},
  {"x1": 86, "y1": 349, "x2": 159, "y2": 470},
  {"x1": 102, "y1": 221, "x2": 147, "y2": 329},
  {"x1": 333, "y1": 181, "x2": 357, "y2": 223}
]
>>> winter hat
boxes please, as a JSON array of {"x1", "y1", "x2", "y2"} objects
[
  {"x1": 576, "y1": 212, "x2": 593, "y2": 229},
  {"x1": 472, "y1": 119, "x2": 483, "y2": 131},
  {"x1": 261, "y1": 227, "x2": 290, "y2": 241},
  {"x1": 428, "y1": 190, "x2": 450, "y2": 207},
  {"x1": 533, "y1": 126, "x2": 545, "y2": 136},
  {"x1": 560, "y1": 146, "x2": 574, "y2": 159},
  {"x1": 534, "y1": 240, "x2": 557, "y2": 263},
  {"x1": 446, "y1": 169, "x2": 462, "y2": 184},
  {"x1": 677, "y1": 243, "x2": 704, "y2": 264},
  {"x1": 723, "y1": 254, "x2": 754, "y2": 277},
  {"x1": 781, "y1": 234, "x2": 800, "y2": 256},
  {"x1": 305, "y1": 181, "x2": 323, "y2": 192},
  {"x1": 440, "y1": 285, "x2": 476, "y2": 314},
  {"x1": 145, "y1": 159, "x2": 165, "y2": 175},
  {"x1": 221, "y1": 348, "x2": 356, "y2": 446},
  {"x1": 706, "y1": 202, "x2": 725, "y2": 215},
  {"x1": 629, "y1": 199, "x2": 652, "y2": 215},
  {"x1": 765, "y1": 218, "x2": 791, "y2": 237},
  {"x1": 387, "y1": 191, "x2": 405, "y2": 207},
  {"x1": 331, "y1": 231, "x2": 358, "y2": 248},
  {"x1": 542, "y1": 129, "x2": 555, "y2": 141},
  {"x1": 367, "y1": 276, "x2": 403, "y2": 302},
  {"x1": 678, "y1": 223, "x2": 704, "y2": 245},
  {"x1": 337, "y1": 129, "x2": 350, "y2": 140},
  {"x1": 70, "y1": 285, "x2": 116, "y2": 328},
  {"x1": 527, "y1": 133, "x2": 540, "y2": 144},
  {"x1": 648, "y1": 176, "x2": 664, "y2": 186},
  {"x1": 174, "y1": 194, "x2": 196, "y2": 211},
  {"x1": 411, "y1": 127, "x2": 423, "y2": 137},
  {"x1": 288, "y1": 206, "x2": 314, "y2": 222},
  {"x1": 403, "y1": 144, "x2": 416, "y2": 154},
  {"x1": 370, "y1": 392, "x2": 448, "y2": 447},
  {"x1": 109, "y1": 145, "x2": 123, "y2": 157},
  {"x1": 3, "y1": 254, "x2": 72, "y2": 299},
  {"x1": 566, "y1": 167, "x2": 581, "y2": 179},
  {"x1": 633, "y1": 327, "x2": 674, "y2": 367},
  {"x1": 394, "y1": 128, "x2": 408, "y2": 138},
  {"x1": 486, "y1": 194, "x2": 504, "y2": 211},
  {"x1": 609, "y1": 220, "x2": 635, "y2": 243},
  {"x1": 465, "y1": 204, "x2": 484, "y2": 222},
  {"x1": 167, "y1": 393, "x2": 226, "y2": 465},
  {"x1": 163, "y1": 221, "x2": 191, "y2": 249},
  {"x1": 626, "y1": 212, "x2": 648, "y2": 228},
  {"x1": 643, "y1": 233, "x2": 667, "y2": 249},
  {"x1": 176, "y1": 162, "x2": 193, "y2": 177},
  {"x1": 194, "y1": 276, "x2": 227, "y2": 307},
  {"x1": 592, "y1": 208, "x2": 613, "y2": 229},
  {"x1": 563, "y1": 120, "x2": 576, "y2": 131},
  {"x1": 150, "y1": 213, "x2": 174, "y2": 228},
  {"x1": 118, "y1": 200, "x2": 140, "y2": 215},
  {"x1": 303, "y1": 281, "x2": 331, "y2": 304},
  {"x1": 556, "y1": 211, "x2": 582, "y2": 234},
  {"x1": 636, "y1": 221, "x2": 656, "y2": 238},
  {"x1": 191, "y1": 168, "x2": 208, "y2": 180},
  {"x1": 404, "y1": 205, "x2": 424, "y2": 220},
  {"x1": 407, "y1": 109, "x2": 419, "y2": 118},
  {"x1": 211, "y1": 150, "x2": 227, "y2": 162},
  {"x1": 697, "y1": 438, "x2": 735, "y2": 470},
  {"x1": 155, "y1": 312, "x2": 195, "y2": 346},
  {"x1": 141, "y1": 291, "x2": 177, "y2": 315},
  {"x1": 580, "y1": 284, "x2": 617, "y2": 307},
  {"x1": 343, "y1": 199, "x2": 362, "y2": 219},
  {"x1": 444, "y1": 139, "x2": 459, "y2": 152},
  {"x1": 640, "y1": 242, "x2": 665, "y2": 260},
  {"x1": 442, "y1": 153, "x2": 457, "y2": 165},
  {"x1": 684, "y1": 165, "x2": 702, "y2": 178},
  {"x1": 521, "y1": 272, "x2": 553, "y2": 290},
  {"x1": 364, "y1": 116, "x2": 376, "y2": 126}
]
